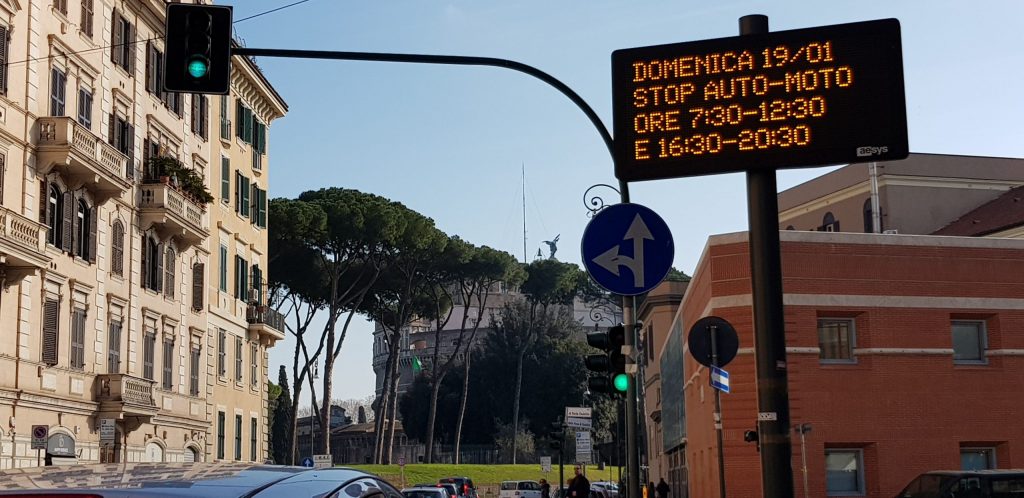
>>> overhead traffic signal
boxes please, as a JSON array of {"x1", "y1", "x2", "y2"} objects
[
  {"x1": 164, "y1": 4, "x2": 232, "y2": 94},
  {"x1": 585, "y1": 324, "x2": 629, "y2": 394}
]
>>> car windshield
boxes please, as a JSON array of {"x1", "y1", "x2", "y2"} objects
[
  {"x1": 405, "y1": 492, "x2": 444, "y2": 498},
  {"x1": 898, "y1": 475, "x2": 959, "y2": 497}
]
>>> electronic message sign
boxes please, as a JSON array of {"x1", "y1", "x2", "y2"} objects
[{"x1": 612, "y1": 19, "x2": 908, "y2": 181}]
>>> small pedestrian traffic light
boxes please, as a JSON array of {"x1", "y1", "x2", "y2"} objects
[
  {"x1": 585, "y1": 325, "x2": 629, "y2": 394},
  {"x1": 164, "y1": 4, "x2": 232, "y2": 94}
]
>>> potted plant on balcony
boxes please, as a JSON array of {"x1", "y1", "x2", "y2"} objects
[{"x1": 144, "y1": 156, "x2": 215, "y2": 206}]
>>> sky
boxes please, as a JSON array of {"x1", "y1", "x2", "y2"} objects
[{"x1": 221, "y1": 0, "x2": 1024, "y2": 403}]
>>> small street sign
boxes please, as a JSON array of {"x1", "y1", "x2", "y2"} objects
[
  {"x1": 31, "y1": 425, "x2": 48, "y2": 450},
  {"x1": 710, "y1": 365, "x2": 731, "y2": 393},
  {"x1": 399, "y1": 456, "x2": 406, "y2": 467},
  {"x1": 575, "y1": 431, "x2": 592, "y2": 451},
  {"x1": 582, "y1": 203, "x2": 674, "y2": 296},
  {"x1": 313, "y1": 454, "x2": 332, "y2": 469},
  {"x1": 688, "y1": 316, "x2": 740, "y2": 368},
  {"x1": 301, "y1": 457, "x2": 314, "y2": 468},
  {"x1": 565, "y1": 407, "x2": 592, "y2": 419},
  {"x1": 565, "y1": 417, "x2": 592, "y2": 430},
  {"x1": 100, "y1": 419, "x2": 116, "y2": 444},
  {"x1": 541, "y1": 456, "x2": 552, "y2": 473}
]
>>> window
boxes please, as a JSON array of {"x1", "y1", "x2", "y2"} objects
[
  {"x1": 42, "y1": 298, "x2": 59, "y2": 366},
  {"x1": 110, "y1": 220, "x2": 123, "y2": 276},
  {"x1": 80, "y1": 0, "x2": 94, "y2": 37},
  {"x1": 250, "y1": 418, "x2": 257, "y2": 461},
  {"x1": 234, "y1": 255, "x2": 248, "y2": 300},
  {"x1": 234, "y1": 415, "x2": 243, "y2": 460},
  {"x1": 252, "y1": 186, "x2": 267, "y2": 228},
  {"x1": 863, "y1": 198, "x2": 874, "y2": 233},
  {"x1": 236, "y1": 172, "x2": 251, "y2": 217},
  {"x1": 108, "y1": 113, "x2": 134, "y2": 176},
  {"x1": 250, "y1": 265, "x2": 262, "y2": 305},
  {"x1": 192, "y1": 95, "x2": 208, "y2": 139},
  {"x1": 53, "y1": 0, "x2": 67, "y2": 14},
  {"x1": 0, "y1": 24, "x2": 10, "y2": 94},
  {"x1": 818, "y1": 318, "x2": 855, "y2": 362},
  {"x1": 236, "y1": 101, "x2": 254, "y2": 144},
  {"x1": 192, "y1": 263, "x2": 205, "y2": 311},
  {"x1": 251, "y1": 120, "x2": 266, "y2": 170},
  {"x1": 43, "y1": 183, "x2": 62, "y2": 247},
  {"x1": 825, "y1": 449, "x2": 864, "y2": 496},
  {"x1": 250, "y1": 343, "x2": 258, "y2": 387},
  {"x1": 217, "y1": 329, "x2": 226, "y2": 377},
  {"x1": 75, "y1": 199, "x2": 88, "y2": 259},
  {"x1": 189, "y1": 344, "x2": 201, "y2": 396},
  {"x1": 162, "y1": 337, "x2": 175, "y2": 390},
  {"x1": 69, "y1": 307, "x2": 86, "y2": 370},
  {"x1": 217, "y1": 411, "x2": 225, "y2": 460},
  {"x1": 961, "y1": 448, "x2": 996, "y2": 470},
  {"x1": 220, "y1": 96, "x2": 231, "y2": 139},
  {"x1": 50, "y1": 68, "x2": 66, "y2": 116},
  {"x1": 143, "y1": 330, "x2": 156, "y2": 380},
  {"x1": 146, "y1": 42, "x2": 162, "y2": 95},
  {"x1": 952, "y1": 321, "x2": 986, "y2": 363},
  {"x1": 110, "y1": 12, "x2": 134, "y2": 73},
  {"x1": 164, "y1": 246, "x2": 176, "y2": 298},
  {"x1": 235, "y1": 337, "x2": 243, "y2": 382},
  {"x1": 107, "y1": 319, "x2": 122, "y2": 373},
  {"x1": 820, "y1": 212, "x2": 840, "y2": 232},
  {"x1": 221, "y1": 157, "x2": 230, "y2": 202},
  {"x1": 141, "y1": 236, "x2": 162, "y2": 293},
  {"x1": 219, "y1": 245, "x2": 228, "y2": 291},
  {"x1": 77, "y1": 88, "x2": 93, "y2": 129}
]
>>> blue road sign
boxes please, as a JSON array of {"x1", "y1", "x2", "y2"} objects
[
  {"x1": 710, "y1": 365, "x2": 730, "y2": 394},
  {"x1": 301, "y1": 457, "x2": 315, "y2": 468},
  {"x1": 581, "y1": 203, "x2": 674, "y2": 296}
]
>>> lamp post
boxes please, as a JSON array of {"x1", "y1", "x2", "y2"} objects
[{"x1": 794, "y1": 423, "x2": 812, "y2": 498}]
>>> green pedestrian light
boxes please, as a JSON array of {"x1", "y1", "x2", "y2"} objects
[
  {"x1": 188, "y1": 58, "x2": 210, "y2": 78},
  {"x1": 613, "y1": 373, "x2": 629, "y2": 392}
]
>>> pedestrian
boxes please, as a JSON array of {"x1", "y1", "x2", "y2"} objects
[
  {"x1": 541, "y1": 479, "x2": 551, "y2": 498},
  {"x1": 646, "y1": 482, "x2": 655, "y2": 498},
  {"x1": 569, "y1": 466, "x2": 590, "y2": 498},
  {"x1": 656, "y1": 478, "x2": 670, "y2": 498}
]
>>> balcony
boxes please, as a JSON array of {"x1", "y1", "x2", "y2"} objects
[
  {"x1": 0, "y1": 206, "x2": 50, "y2": 281},
  {"x1": 95, "y1": 374, "x2": 158, "y2": 422},
  {"x1": 36, "y1": 117, "x2": 132, "y2": 203},
  {"x1": 247, "y1": 304, "x2": 286, "y2": 342},
  {"x1": 138, "y1": 183, "x2": 210, "y2": 248}
]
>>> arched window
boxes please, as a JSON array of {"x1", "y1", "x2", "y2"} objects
[
  {"x1": 863, "y1": 198, "x2": 874, "y2": 233},
  {"x1": 164, "y1": 246, "x2": 176, "y2": 298},
  {"x1": 142, "y1": 236, "x2": 162, "y2": 292},
  {"x1": 76, "y1": 199, "x2": 88, "y2": 258},
  {"x1": 111, "y1": 220, "x2": 125, "y2": 276},
  {"x1": 144, "y1": 441, "x2": 164, "y2": 463},
  {"x1": 821, "y1": 212, "x2": 839, "y2": 232},
  {"x1": 786, "y1": 225, "x2": 795, "y2": 230},
  {"x1": 46, "y1": 185, "x2": 62, "y2": 246}
]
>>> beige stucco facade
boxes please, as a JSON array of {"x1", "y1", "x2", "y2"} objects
[{"x1": 0, "y1": 0, "x2": 285, "y2": 468}]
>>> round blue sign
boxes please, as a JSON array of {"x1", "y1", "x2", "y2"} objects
[
  {"x1": 581, "y1": 203, "x2": 674, "y2": 296},
  {"x1": 301, "y1": 457, "x2": 315, "y2": 468}
]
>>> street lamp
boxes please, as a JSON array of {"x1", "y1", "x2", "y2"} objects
[{"x1": 794, "y1": 423, "x2": 812, "y2": 498}]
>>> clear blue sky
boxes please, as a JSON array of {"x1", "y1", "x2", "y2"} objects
[{"x1": 222, "y1": 0, "x2": 1024, "y2": 402}]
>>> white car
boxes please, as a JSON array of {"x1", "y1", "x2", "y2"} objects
[
  {"x1": 499, "y1": 481, "x2": 543, "y2": 498},
  {"x1": 591, "y1": 482, "x2": 619, "y2": 498},
  {"x1": 404, "y1": 487, "x2": 451, "y2": 498}
]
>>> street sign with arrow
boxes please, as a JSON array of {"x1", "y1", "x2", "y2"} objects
[{"x1": 581, "y1": 203, "x2": 674, "y2": 296}]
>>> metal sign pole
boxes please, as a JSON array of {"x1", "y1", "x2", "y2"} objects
[{"x1": 710, "y1": 325, "x2": 726, "y2": 498}]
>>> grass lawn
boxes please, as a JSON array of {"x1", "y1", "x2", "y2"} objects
[{"x1": 346, "y1": 464, "x2": 622, "y2": 495}]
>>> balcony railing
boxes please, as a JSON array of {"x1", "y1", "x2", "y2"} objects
[
  {"x1": 0, "y1": 206, "x2": 47, "y2": 258},
  {"x1": 96, "y1": 373, "x2": 156, "y2": 408},
  {"x1": 247, "y1": 305, "x2": 286, "y2": 334},
  {"x1": 37, "y1": 117, "x2": 131, "y2": 189},
  {"x1": 138, "y1": 183, "x2": 209, "y2": 246}
]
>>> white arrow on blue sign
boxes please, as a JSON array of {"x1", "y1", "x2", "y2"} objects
[
  {"x1": 709, "y1": 365, "x2": 730, "y2": 393},
  {"x1": 581, "y1": 203, "x2": 674, "y2": 296},
  {"x1": 301, "y1": 457, "x2": 314, "y2": 468}
]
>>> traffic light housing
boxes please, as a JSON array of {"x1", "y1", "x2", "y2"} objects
[
  {"x1": 164, "y1": 4, "x2": 232, "y2": 94},
  {"x1": 585, "y1": 324, "x2": 629, "y2": 394}
]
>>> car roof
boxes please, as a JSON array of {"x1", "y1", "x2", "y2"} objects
[
  {"x1": 403, "y1": 488, "x2": 448, "y2": 492},
  {"x1": 0, "y1": 463, "x2": 377, "y2": 497},
  {"x1": 920, "y1": 469, "x2": 1024, "y2": 477}
]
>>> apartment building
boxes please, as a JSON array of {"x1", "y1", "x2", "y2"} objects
[{"x1": 0, "y1": 0, "x2": 285, "y2": 467}]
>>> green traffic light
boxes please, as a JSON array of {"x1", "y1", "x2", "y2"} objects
[
  {"x1": 613, "y1": 373, "x2": 629, "y2": 392},
  {"x1": 188, "y1": 58, "x2": 209, "y2": 78}
]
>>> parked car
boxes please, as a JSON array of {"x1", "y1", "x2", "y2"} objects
[
  {"x1": 436, "y1": 483, "x2": 460, "y2": 498},
  {"x1": 0, "y1": 462, "x2": 404, "y2": 498},
  {"x1": 591, "y1": 482, "x2": 618, "y2": 498},
  {"x1": 500, "y1": 481, "x2": 543, "y2": 498},
  {"x1": 895, "y1": 470, "x2": 1024, "y2": 498},
  {"x1": 439, "y1": 477, "x2": 478, "y2": 498},
  {"x1": 403, "y1": 487, "x2": 451, "y2": 498}
]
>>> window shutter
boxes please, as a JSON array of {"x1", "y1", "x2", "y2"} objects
[
  {"x1": 126, "y1": 124, "x2": 135, "y2": 178},
  {"x1": 140, "y1": 236, "x2": 149, "y2": 288},
  {"x1": 155, "y1": 242, "x2": 164, "y2": 293},
  {"x1": 145, "y1": 42, "x2": 155, "y2": 93},
  {"x1": 61, "y1": 190, "x2": 73, "y2": 252},
  {"x1": 39, "y1": 178, "x2": 48, "y2": 224},
  {"x1": 111, "y1": 221, "x2": 123, "y2": 276},
  {"x1": 259, "y1": 189, "x2": 267, "y2": 228},
  {"x1": 108, "y1": 321, "x2": 121, "y2": 373},
  {"x1": 0, "y1": 25, "x2": 9, "y2": 94},
  {"x1": 221, "y1": 157, "x2": 230, "y2": 202},
  {"x1": 235, "y1": 100, "x2": 243, "y2": 139},
  {"x1": 110, "y1": 10, "x2": 121, "y2": 66},
  {"x1": 250, "y1": 183, "x2": 257, "y2": 224},
  {"x1": 192, "y1": 263, "x2": 204, "y2": 311},
  {"x1": 234, "y1": 171, "x2": 241, "y2": 213},
  {"x1": 164, "y1": 248, "x2": 174, "y2": 298},
  {"x1": 190, "y1": 94, "x2": 198, "y2": 133},
  {"x1": 126, "y1": 22, "x2": 135, "y2": 72},
  {"x1": 88, "y1": 205, "x2": 97, "y2": 263},
  {"x1": 42, "y1": 298, "x2": 59, "y2": 366}
]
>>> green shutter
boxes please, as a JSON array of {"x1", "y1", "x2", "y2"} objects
[
  {"x1": 220, "y1": 157, "x2": 230, "y2": 202},
  {"x1": 219, "y1": 246, "x2": 227, "y2": 291}
]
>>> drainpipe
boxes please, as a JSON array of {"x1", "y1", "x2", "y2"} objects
[{"x1": 869, "y1": 162, "x2": 882, "y2": 233}]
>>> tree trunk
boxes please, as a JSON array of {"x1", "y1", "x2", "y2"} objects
[
  {"x1": 319, "y1": 313, "x2": 337, "y2": 455},
  {"x1": 453, "y1": 349, "x2": 472, "y2": 465},
  {"x1": 424, "y1": 372, "x2": 444, "y2": 462},
  {"x1": 372, "y1": 345, "x2": 394, "y2": 464},
  {"x1": 385, "y1": 352, "x2": 401, "y2": 464},
  {"x1": 511, "y1": 348, "x2": 526, "y2": 464}
]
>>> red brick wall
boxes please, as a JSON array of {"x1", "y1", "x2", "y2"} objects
[{"x1": 671, "y1": 234, "x2": 1024, "y2": 498}]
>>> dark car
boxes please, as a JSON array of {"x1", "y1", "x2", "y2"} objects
[
  {"x1": 895, "y1": 470, "x2": 1024, "y2": 498},
  {"x1": 0, "y1": 462, "x2": 404, "y2": 498},
  {"x1": 439, "y1": 477, "x2": 477, "y2": 498}
]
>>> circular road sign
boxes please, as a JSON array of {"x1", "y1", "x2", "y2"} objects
[
  {"x1": 581, "y1": 203, "x2": 674, "y2": 296},
  {"x1": 688, "y1": 316, "x2": 740, "y2": 368}
]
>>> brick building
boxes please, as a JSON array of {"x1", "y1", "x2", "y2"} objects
[{"x1": 667, "y1": 231, "x2": 1024, "y2": 498}]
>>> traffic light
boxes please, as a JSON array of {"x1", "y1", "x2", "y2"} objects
[
  {"x1": 164, "y1": 4, "x2": 232, "y2": 94},
  {"x1": 585, "y1": 324, "x2": 629, "y2": 394}
]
